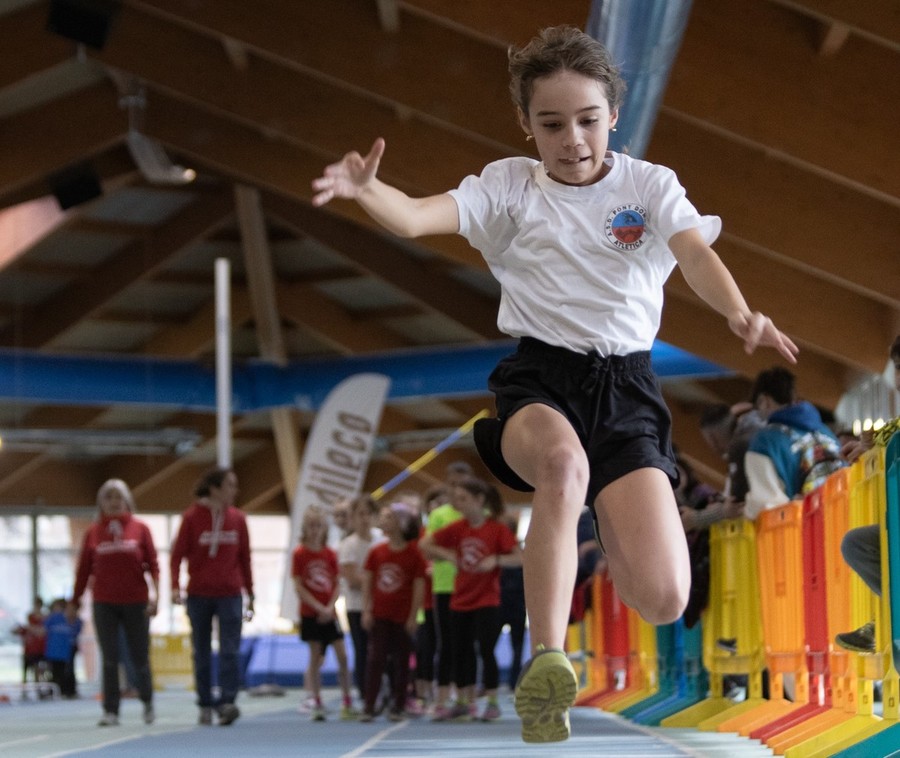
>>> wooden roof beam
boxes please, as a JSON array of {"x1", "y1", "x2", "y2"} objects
[
  {"x1": 265, "y1": 196, "x2": 501, "y2": 339},
  {"x1": 667, "y1": 0, "x2": 899, "y2": 200},
  {"x1": 0, "y1": 82, "x2": 123, "y2": 198},
  {"x1": 665, "y1": 237, "x2": 894, "y2": 373},
  {"x1": 125, "y1": 0, "x2": 520, "y2": 147},
  {"x1": 0, "y1": 191, "x2": 233, "y2": 347}
]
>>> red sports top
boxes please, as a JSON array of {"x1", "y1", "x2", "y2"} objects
[
  {"x1": 431, "y1": 518, "x2": 517, "y2": 611},
  {"x1": 170, "y1": 503, "x2": 253, "y2": 598},
  {"x1": 73, "y1": 513, "x2": 159, "y2": 604},
  {"x1": 364, "y1": 541, "x2": 427, "y2": 624},
  {"x1": 291, "y1": 545, "x2": 339, "y2": 619}
]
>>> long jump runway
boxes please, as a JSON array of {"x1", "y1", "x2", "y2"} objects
[{"x1": 0, "y1": 688, "x2": 774, "y2": 758}]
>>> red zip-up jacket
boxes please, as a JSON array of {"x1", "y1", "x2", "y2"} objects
[
  {"x1": 73, "y1": 513, "x2": 159, "y2": 604},
  {"x1": 170, "y1": 502, "x2": 253, "y2": 598}
]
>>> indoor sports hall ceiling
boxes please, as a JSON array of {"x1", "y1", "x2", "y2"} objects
[{"x1": 0, "y1": 0, "x2": 897, "y2": 513}]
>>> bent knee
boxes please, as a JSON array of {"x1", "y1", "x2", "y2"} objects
[
  {"x1": 532, "y1": 444, "x2": 589, "y2": 495},
  {"x1": 625, "y1": 577, "x2": 689, "y2": 626}
]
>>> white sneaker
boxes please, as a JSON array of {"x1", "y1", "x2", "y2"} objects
[{"x1": 97, "y1": 712, "x2": 119, "y2": 727}]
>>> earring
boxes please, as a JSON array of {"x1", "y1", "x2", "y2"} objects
[
  {"x1": 610, "y1": 127, "x2": 617, "y2": 132},
  {"x1": 525, "y1": 135, "x2": 534, "y2": 141}
]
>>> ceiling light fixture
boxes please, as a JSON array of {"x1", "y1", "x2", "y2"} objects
[
  {"x1": 0, "y1": 427, "x2": 202, "y2": 456},
  {"x1": 119, "y1": 81, "x2": 196, "y2": 186}
]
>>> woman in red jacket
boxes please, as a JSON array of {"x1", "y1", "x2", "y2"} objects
[
  {"x1": 71, "y1": 479, "x2": 159, "y2": 727},
  {"x1": 170, "y1": 467, "x2": 254, "y2": 726}
]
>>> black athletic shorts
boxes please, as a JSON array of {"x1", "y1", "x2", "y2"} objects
[
  {"x1": 474, "y1": 337, "x2": 678, "y2": 508},
  {"x1": 299, "y1": 616, "x2": 344, "y2": 649}
]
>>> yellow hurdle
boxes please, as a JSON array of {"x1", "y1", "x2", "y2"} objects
[
  {"x1": 661, "y1": 518, "x2": 766, "y2": 728},
  {"x1": 150, "y1": 633, "x2": 194, "y2": 690}
]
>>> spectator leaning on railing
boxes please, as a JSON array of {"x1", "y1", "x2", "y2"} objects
[
  {"x1": 834, "y1": 334, "x2": 900, "y2": 654},
  {"x1": 743, "y1": 367, "x2": 844, "y2": 521}
]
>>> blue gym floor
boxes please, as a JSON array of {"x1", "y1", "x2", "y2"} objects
[{"x1": 0, "y1": 686, "x2": 775, "y2": 758}]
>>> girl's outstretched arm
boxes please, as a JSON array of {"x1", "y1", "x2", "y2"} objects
[
  {"x1": 311, "y1": 138, "x2": 459, "y2": 239},
  {"x1": 669, "y1": 228, "x2": 798, "y2": 364}
]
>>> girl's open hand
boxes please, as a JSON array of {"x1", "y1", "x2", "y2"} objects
[
  {"x1": 728, "y1": 311, "x2": 799, "y2": 364},
  {"x1": 311, "y1": 138, "x2": 385, "y2": 207}
]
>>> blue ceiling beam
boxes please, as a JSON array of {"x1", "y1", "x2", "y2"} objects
[
  {"x1": 589, "y1": 0, "x2": 694, "y2": 159},
  {"x1": 0, "y1": 341, "x2": 730, "y2": 413}
]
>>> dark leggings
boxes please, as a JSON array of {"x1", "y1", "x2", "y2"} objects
[
  {"x1": 415, "y1": 608, "x2": 436, "y2": 683},
  {"x1": 433, "y1": 593, "x2": 454, "y2": 687},
  {"x1": 93, "y1": 602, "x2": 153, "y2": 715},
  {"x1": 364, "y1": 618, "x2": 412, "y2": 714},
  {"x1": 346, "y1": 610, "x2": 368, "y2": 696},
  {"x1": 451, "y1": 606, "x2": 502, "y2": 691}
]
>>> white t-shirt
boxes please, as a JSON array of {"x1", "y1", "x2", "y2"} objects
[
  {"x1": 337, "y1": 529, "x2": 384, "y2": 612},
  {"x1": 449, "y1": 152, "x2": 721, "y2": 356}
]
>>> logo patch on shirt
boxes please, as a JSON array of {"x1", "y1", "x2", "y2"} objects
[{"x1": 605, "y1": 204, "x2": 647, "y2": 251}]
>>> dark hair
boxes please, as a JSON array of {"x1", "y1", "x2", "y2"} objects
[
  {"x1": 388, "y1": 503, "x2": 422, "y2": 542},
  {"x1": 891, "y1": 334, "x2": 900, "y2": 361},
  {"x1": 194, "y1": 467, "x2": 233, "y2": 498},
  {"x1": 750, "y1": 367, "x2": 796, "y2": 406},
  {"x1": 699, "y1": 402, "x2": 733, "y2": 430},
  {"x1": 348, "y1": 493, "x2": 377, "y2": 517},
  {"x1": 424, "y1": 484, "x2": 449, "y2": 509},
  {"x1": 508, "y1": 26, "x2": 627, "y2": 115},
  {"x1": 446, "y1": 460, "x2": 473, "y2": 476},
  {"x1": 456, "y1": 477, "x2": 505, "y2": 519}
]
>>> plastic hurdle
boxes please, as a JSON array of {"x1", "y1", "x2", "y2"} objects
[
  {"x1": 661, "y1": 518, "x2": 766, "y2": 728},
  {"x1": 627, "y1": 619, "x2": 709, "y2": 726},
  {"x1": 751, "y1": 488, "x2": 838, "y2": 743},
  {"x1": 576, "y1": 574, "x2": 632, "y2": 706},
  {"x1": 781, "y1": 448, "x2": 894, "y2": 757},
  {"x1": 595, "y1": 610, "x2": 659, "y2": 712},
  {"x1": 150, "y1": 634, "x2": 194, "y2": 690},
  {"x1": 715, "y1": 502, "x2": 810, "y2": 736},
  {"x1": 763, "y1": 467, "x2": 860, "y2": 752},
  {"x1": 832, "y1": 432, "x2": 900, "y2": 757},
  {"x1": 619, "y1": 622, "x2": 679, "y2": 719}
]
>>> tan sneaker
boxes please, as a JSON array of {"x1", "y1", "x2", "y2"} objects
[{"x1": 514, "y1": 647, "x2": 577, "y2": 743}]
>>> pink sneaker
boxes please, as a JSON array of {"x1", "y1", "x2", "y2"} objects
[
  {"x1": 405, "y1": 697, "x2": 426, "y2": 717},
  {"x1": 430, "y1": 703, "x2": 453, "y2": 722},
  {"x1": 481, "y1": 702, "x2": 501, "y2": 721}
]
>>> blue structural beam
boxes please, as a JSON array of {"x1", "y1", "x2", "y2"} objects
[
  {"x1": 0, "y1": 340, "x2": 731, "y2": 413},
  {"x1": 588, "y1": 0, "x2": 694, "y2": 160}
]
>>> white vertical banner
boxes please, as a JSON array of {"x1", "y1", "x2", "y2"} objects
[{"x1": 279, "y1": 373, "x2": 390, "y2": 620}]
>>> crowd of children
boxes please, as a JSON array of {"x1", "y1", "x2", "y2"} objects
[
  {"x1": 290, "y1": 463, "x2": 524, "y2": 725},
  {"x1": 14, "y1": 596, "x2": 82, "y2": 700}
]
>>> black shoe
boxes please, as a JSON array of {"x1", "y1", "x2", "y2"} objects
[
  {"x1": 217, "y1": 703, "x2": 240, "y2": 726},
  {"x1": 716, "y1": 638, "x2": 737, "y2": 655},
  {"x1": 835, "y1": 622, "x2": 876, "y2": 653}
]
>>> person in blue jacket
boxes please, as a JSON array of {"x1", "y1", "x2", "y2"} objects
[
  {"x1": 44, "y1": 598, "x2": 83, "y2": 698},
  {"x1": 744, "y1": 367, "x2": 843, "y2": 520}
]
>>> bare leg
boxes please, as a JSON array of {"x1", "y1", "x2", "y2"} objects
[
  {"x1": 307, "y1": 643, "x2": 323, "y2": 702},
  {"x1": 333, "y1": 639, "x2": 353, "y2": 701},
  {"x1": 501, "y1": 404, "x2": 588, "y2": 652},
  {"x1": 593, "y1": 468, "x2": 690, "y2": 625}
]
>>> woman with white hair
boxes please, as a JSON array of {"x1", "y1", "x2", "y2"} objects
[{"x1": 71, "y1": 479, "x2": 159, "y2": 726}]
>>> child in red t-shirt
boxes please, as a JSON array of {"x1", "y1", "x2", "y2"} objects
[
  {"x1": 13, "y1": 596, "x2": 47, "y2": 694},
  {"x1": 292, "y1": 506, "x2": 356, "y2": 721},
  {"x1": 420, "y1": 477, "x2": 521, "y2": 721},
  {"x1": 359, "y1": 503, "x2": 427, "y2": 722}
]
